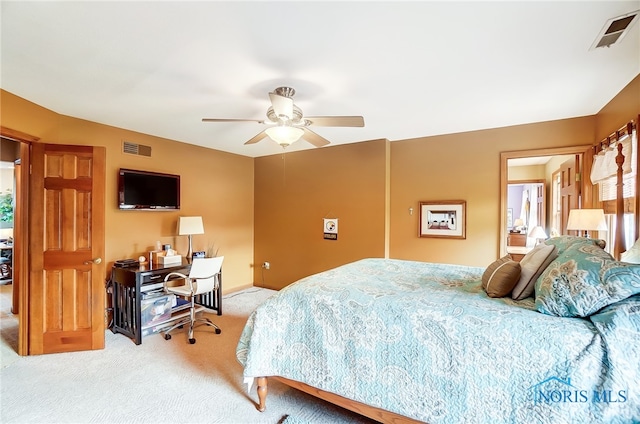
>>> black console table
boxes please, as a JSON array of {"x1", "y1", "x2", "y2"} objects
[{"x1": 110, "y1": 259, "x2": 222, "y2": 345}]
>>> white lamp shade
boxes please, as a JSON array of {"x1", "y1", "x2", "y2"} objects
[
  {"x1": 178, "y1": 216, "x2": 204, "y2": 235},
  {"x1": 265, "y1": 126, "x2": 304, "y2": 147},
  {"x1": 528, "y1": 226, "x2": 547, "y2": 239},
  {"x1": 566, "y1": 209, "x2": 608, "y2": 232}
]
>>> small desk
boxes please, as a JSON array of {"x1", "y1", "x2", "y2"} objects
[{"x1": 110, "y1": 260, "x2": 222, "y2": 345}]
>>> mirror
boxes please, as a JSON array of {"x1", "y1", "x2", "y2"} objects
[{"x1": 499, "y1": 145, "x2": 594, "y2": 257}]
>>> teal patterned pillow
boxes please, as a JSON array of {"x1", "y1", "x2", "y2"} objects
[
  {"x1": 543, "y1": 235, "x2": 606, "y2": 255},
  {"x1": 535, "y1": 243, "x2": 640, "y2": 317}
]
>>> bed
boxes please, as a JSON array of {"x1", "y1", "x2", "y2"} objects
[
  {"x1": 236, "y1": 120, "x2": 640, "y2": 423},
  {"x1": 237, "y1": 248, "x2": 640, "y2": 423}
]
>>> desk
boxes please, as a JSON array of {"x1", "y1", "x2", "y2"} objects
[
  {"x1": 0, "y1": 243, "x2": 12, "y2": 282},
  {"x1": 111, "y1": 260, "x2": 222, "y2": 345}
]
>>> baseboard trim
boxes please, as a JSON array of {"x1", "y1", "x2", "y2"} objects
[{"x1": 222, "y1": 283, "x2": 255, "y2": 296}]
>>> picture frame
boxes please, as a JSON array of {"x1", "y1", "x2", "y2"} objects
[{"x1": 419, "y1": 200, "x2": 466, "y2": 239}]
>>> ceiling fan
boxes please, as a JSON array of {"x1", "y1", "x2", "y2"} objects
[{"x1": 202, "y1": 86, "x2": 364, "y2": 148}]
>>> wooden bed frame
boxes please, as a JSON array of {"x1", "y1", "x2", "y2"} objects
[
  {"x1": 594, "y1": 120, "x2": 639, "y2": 258},
  {"x1": 251, "y1": 119, "x2": 638, "y2": 424},
  {"x1": 256, "y1": 376, "x2": 422, "y2": 424}
]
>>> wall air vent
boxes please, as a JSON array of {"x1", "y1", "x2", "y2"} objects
[
  {"x1": 122, "y1": 141, "x2": 152, "y2": 157},
  {"x1": 590, "y1": 10, "x2": 639, "y2": 50}
]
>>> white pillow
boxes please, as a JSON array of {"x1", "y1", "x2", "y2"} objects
[
  {"x1": 621, "y1": 238, "x2": 640, "y2": 264},
  {"x1": 511, "y1": 243, "x2": 558, "y2": 300}
]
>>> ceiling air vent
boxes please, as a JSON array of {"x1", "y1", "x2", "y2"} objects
[
  {"x1": 590, "y1": 10, "x2": 639, "y2": 50},
  {"x1": 122, "y1": 141, "x2": 151, "y2": 157}
]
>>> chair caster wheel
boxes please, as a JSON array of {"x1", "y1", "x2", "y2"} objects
[
  {"x1": 189, "y1": 338, "x2": 196, "y2": 344},
  {"x1": 215, "y1": 328, "x2": 221, "y2": 334},
  {"x1": 164, "y1": 334, "x2": 171, "y2": 340}
]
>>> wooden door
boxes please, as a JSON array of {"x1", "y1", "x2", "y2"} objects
[
  {"x1": 28, "y1": 143, "x2": 106, "y2": 354},
  {"x1": 560, "y1": 156, "x2": 580, "y2": 235},
  {"x1": 535, "y1": 183, "x2": 545, "y2": 228}
]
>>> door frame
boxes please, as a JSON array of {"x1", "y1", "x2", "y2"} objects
[
  {"x1": 1, "y1": 126, "x2": 38, "y2": 355},
  {"x1": 500, "y1": 145, "x2": 593, "y2": 257}
]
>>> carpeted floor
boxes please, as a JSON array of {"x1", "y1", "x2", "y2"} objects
[{"x1": 0, "y1": 285, "x2": 375, "y2": 424}]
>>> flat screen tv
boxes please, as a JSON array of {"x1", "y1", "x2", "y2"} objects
[{"x1": 118, "y1": 168, "x2": 180, "y2": 210}]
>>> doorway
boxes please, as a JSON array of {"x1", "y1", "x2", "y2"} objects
[
  {"x1": 506, "y1": 180, "x2": 545, "y2": 247},
  {"x1": 1, "y1": 138, "x2": 19, "y2": 305},
  {"x1": 0, "y1": 156, "x2": 15, "y2": 286},
  {"x1": 499, "y1": 145, "x2": 594, "y2": 257},
  {"x1": 0, "y1": 129, "x2": 107, "y2": 355},
  {"x1": 0, "y1": 134, "x2": 26, "y2": 355}
]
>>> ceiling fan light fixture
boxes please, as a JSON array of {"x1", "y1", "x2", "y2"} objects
[
  {"x1": 265, "y1": 126, "x2": 304, "y2": 147},
  {"x1": 203, "y1": 86, "x2": 364, "y2": 148}
]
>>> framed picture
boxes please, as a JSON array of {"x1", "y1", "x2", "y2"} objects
[
  {"x1": 419, "y1": 200, "x2": 466, "y2": 239},
  {"x1": 507, "y1": 208, "x2": 513, "y2": 229}
]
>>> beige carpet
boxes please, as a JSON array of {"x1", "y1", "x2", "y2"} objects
[{"x1": 0, "y1": 285, "x2": 375, "y2": 424}]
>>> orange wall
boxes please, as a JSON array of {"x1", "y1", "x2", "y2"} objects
[
  {"x1": 1, "y1": 90, "x2": 254, "y2": 293},
  {"x1": 252, "y1": 73, "x2": 639, "y2": 287},
  {"x1": 253, "y1": 139, "x2": 388, "y2": 290},
  {"x1": 594, "y1": 74, "x2": 640, "y2": 141},
  {"x1": 389, "y1": 117, "x2": 596, "y2": 266}
]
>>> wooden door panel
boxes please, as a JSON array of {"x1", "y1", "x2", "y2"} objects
[
  {"x1": 560, "y1": 156, "x2": 580, "y2": 234},
  {"x1": 30, "y1": 143, "x2": 105, "y2": 355}
]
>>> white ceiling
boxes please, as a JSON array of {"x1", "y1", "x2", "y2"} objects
[{"x1": 1, "y1": 1, "x2": 639, "y2": 158}]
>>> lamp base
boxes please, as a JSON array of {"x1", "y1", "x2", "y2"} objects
[{"x1": 186, "y1": 234, "x2": 193, "y2": 259}]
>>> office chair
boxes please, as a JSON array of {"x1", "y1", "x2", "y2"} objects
[{"x1": 162, "y1": 256, "x2": 224, "y2": 344}]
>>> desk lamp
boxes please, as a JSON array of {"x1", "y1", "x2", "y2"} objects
[
  {"x1": 178, "y1": 216, "x2": 204, "y2": 259},
  {"x1": 566, "y1": 209, "x2": 607, "y2": 238}
]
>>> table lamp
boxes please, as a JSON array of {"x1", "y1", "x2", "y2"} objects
[
  {"x1": 528, "y1": 226, "x2": 548, "y2": 245},
  {"x1": 566, "y1": 209, "x2": 607, "y2": 238},
  {"x1": 178, "y1": 216, "x2": 204, "y2": 259},
  {"x1": 512, "y1": 218, "x2": 525, "y2": 233}
]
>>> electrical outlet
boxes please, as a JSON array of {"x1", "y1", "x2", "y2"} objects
[{"x1": 262, "y1": 261, "x2": 270, "y2": 270}]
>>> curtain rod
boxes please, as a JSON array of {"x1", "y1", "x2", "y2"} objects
[{"x1": 594, "y1": 120, "x2": 636, "y2": 154}]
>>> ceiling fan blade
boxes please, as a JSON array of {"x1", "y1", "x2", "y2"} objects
[
  {"x1": 202, "y1": 118, "x2": 266, "y2": 123},
  {"x1": 302, "y1": 128, "x2": 330, "y2": 147},
  {"x1": 303, "y1": 116, "x2": 364, "y2": 127},
  {"x1": 244, "y1": 130, "x2": 268, "y2": 145},
  {"x1": 269, "y1": 92, "x2": 294, "y2": 120}
]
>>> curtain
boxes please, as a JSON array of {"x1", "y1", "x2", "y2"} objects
[{"x1": 591, "y1": 132, "x2": 634, "y2": 185}]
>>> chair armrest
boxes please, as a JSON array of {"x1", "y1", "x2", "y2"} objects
[
  {"x1": 194, "y1": 271, "x2": 220, "y2": 281},
  {"x1": 164, "y1": 272, "x2": 189, "y2": 291},
  {"x1": 164, "y1": 272, "x2": 188, "y2": 282}
]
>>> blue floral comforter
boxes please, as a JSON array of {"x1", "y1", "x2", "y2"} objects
[{"x1": 236, "y1": 258, "x2": 640, "y2": 423}]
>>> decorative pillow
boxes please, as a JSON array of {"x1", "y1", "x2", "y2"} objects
[
  {"x1": 482, "y1": 255, "x2": 521, "y2": 298},
  {"x1": 621, "y1": 238, "x2": 640, "y2": 264},
  {"x1": 544, "y1": 235, "x2": 606, "y2": 255},
  {"x1": 535, "y1": 243, "x2": 640, "y2": 317},
  {"x1": 511, "y1": 243, "x2": 558, "y2": 300}
]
